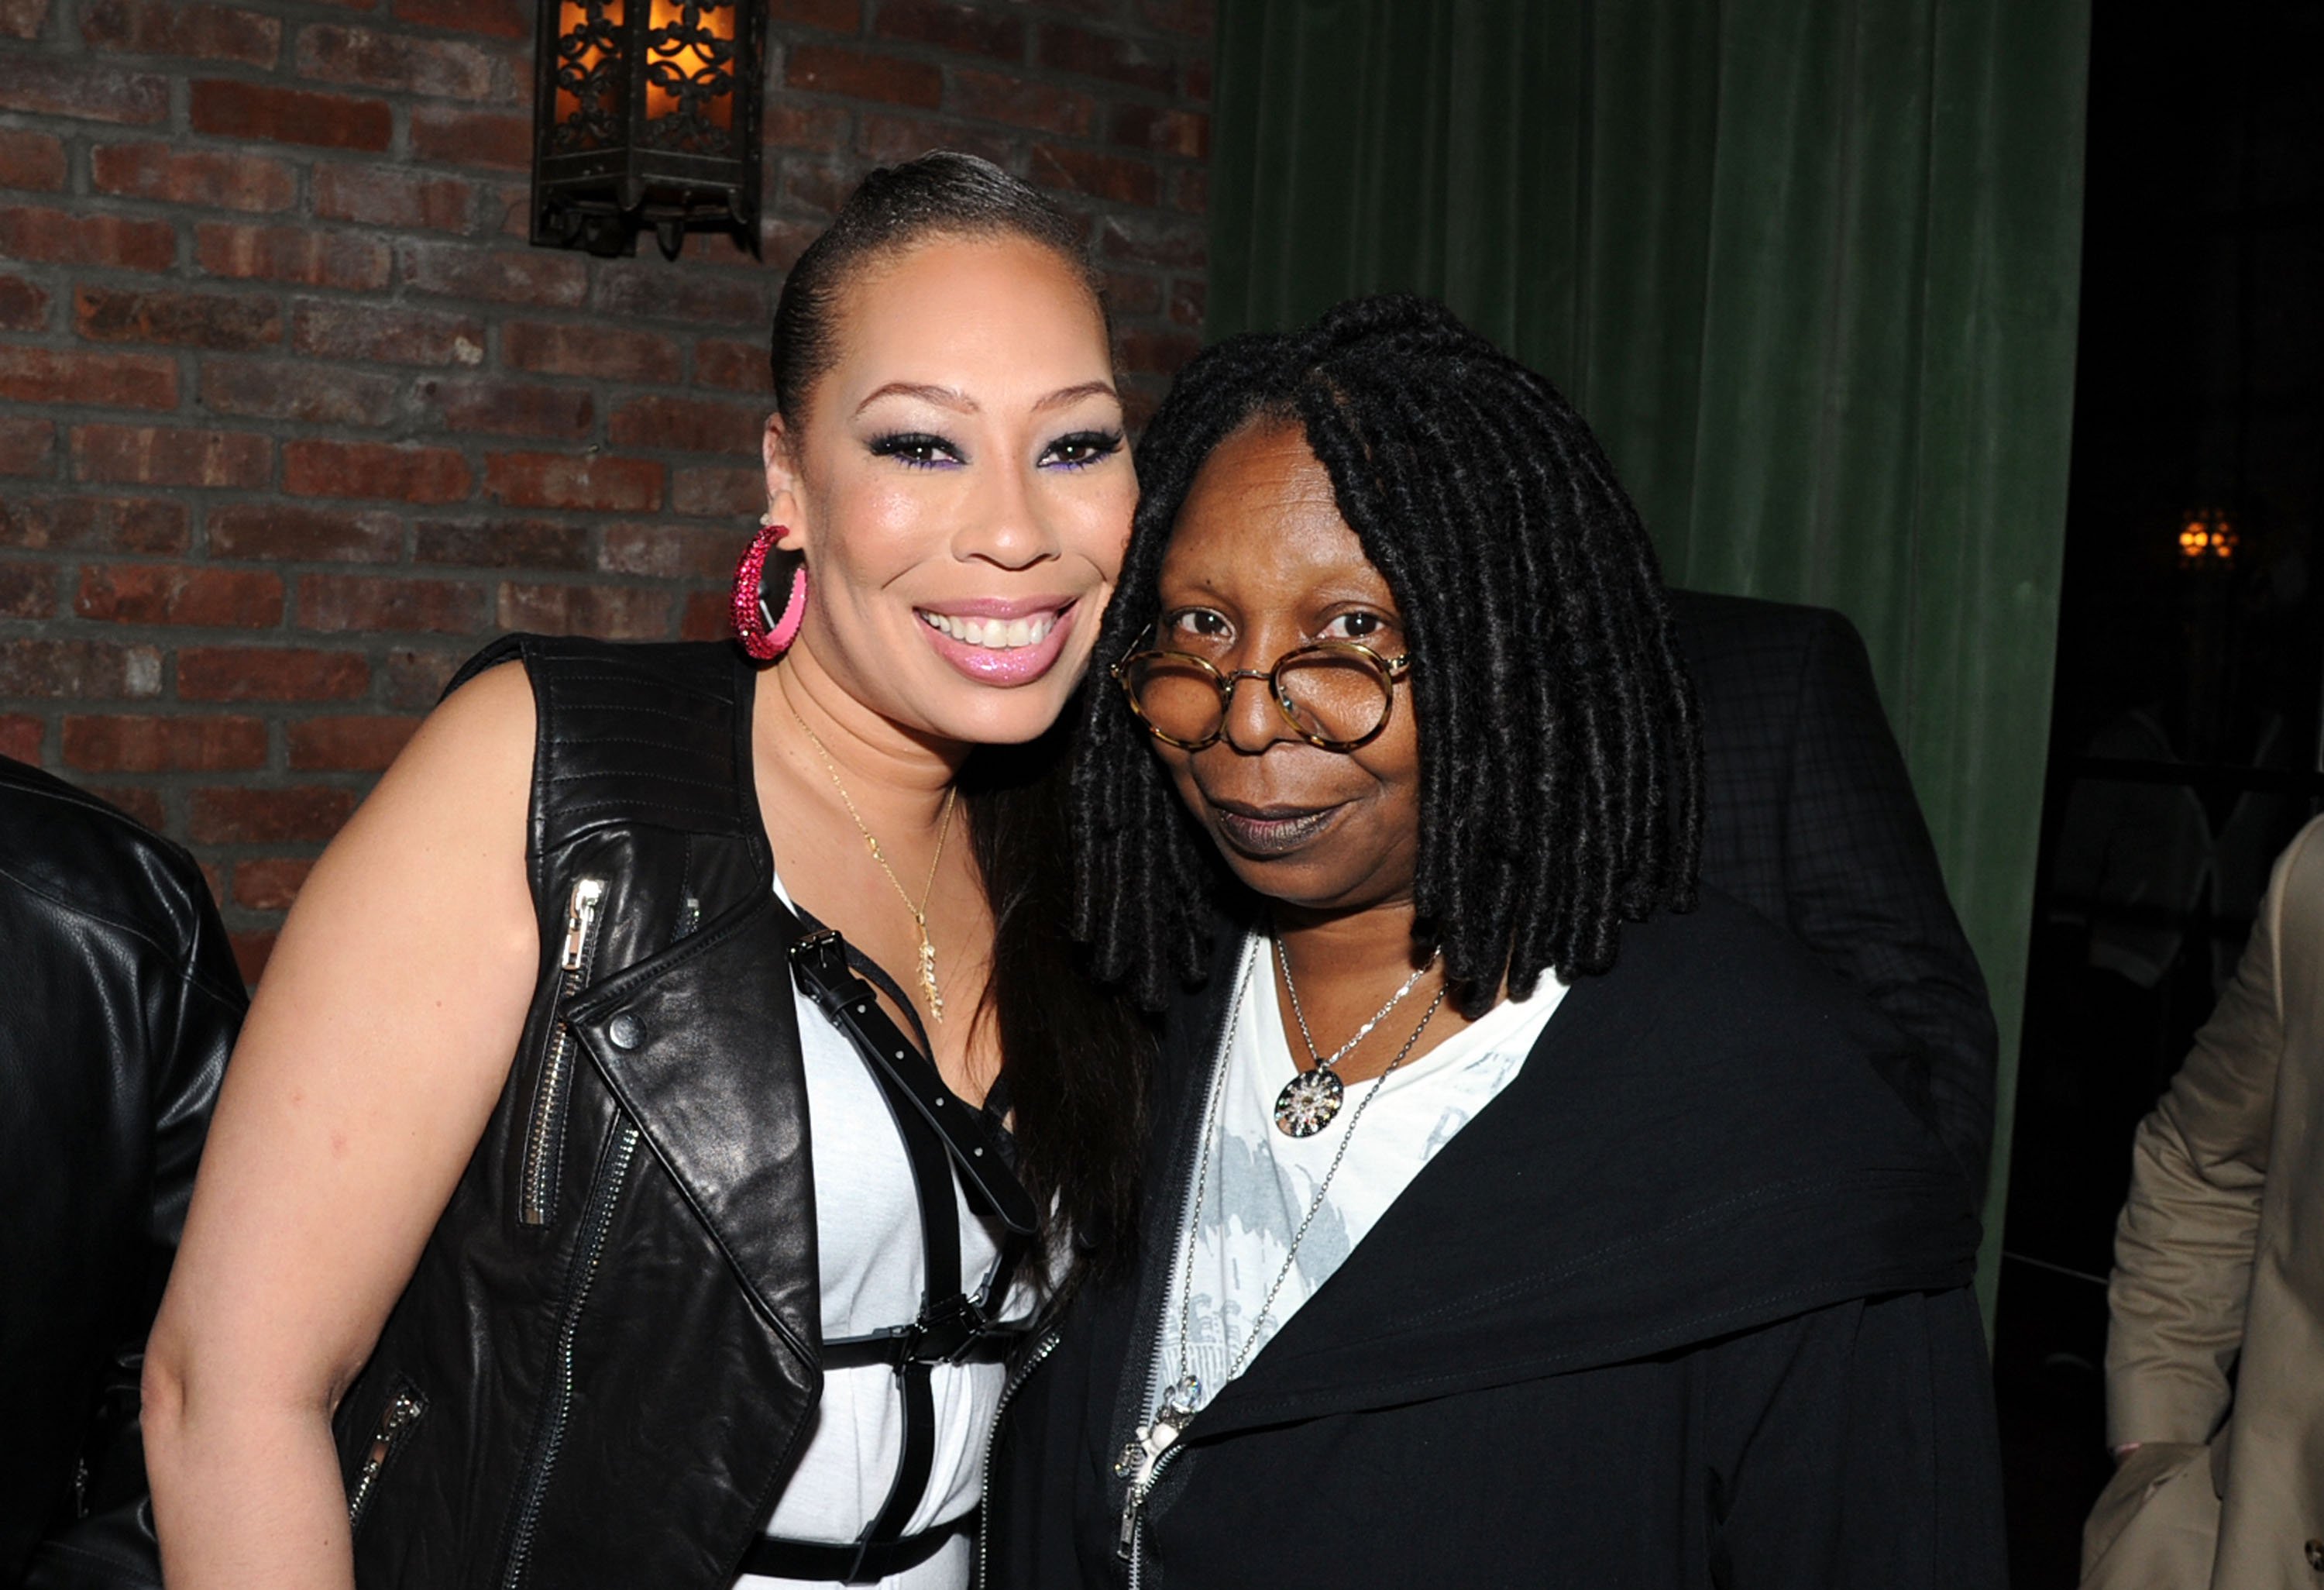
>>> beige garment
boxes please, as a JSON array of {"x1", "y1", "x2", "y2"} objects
[{"x1": 2088, "y1": 815, "x2": 2324, "y2": 1589}]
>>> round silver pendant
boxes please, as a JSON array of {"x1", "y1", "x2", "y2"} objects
[{"x1": 1274, "y1": 1066, "x2": 1345, "y2": 1137}]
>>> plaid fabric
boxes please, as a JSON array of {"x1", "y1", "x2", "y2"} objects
[{"x1": 1673, "y1": 590, "x2": 1999, "y2": 1203}]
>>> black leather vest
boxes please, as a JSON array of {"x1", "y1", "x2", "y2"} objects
[{"x1": 331, "y1": 635, "x2": 827, "y2": 1590}]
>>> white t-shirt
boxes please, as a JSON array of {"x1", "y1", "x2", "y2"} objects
[
  {"x1": 1149, "y1": 937, "x2": 1568, "y2": 1419},
  {"x1": 736, "y1": 874, "x2": 1036, "y2": 1590}
]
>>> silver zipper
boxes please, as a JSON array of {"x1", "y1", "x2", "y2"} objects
[
  {"x1": 518, "y1": 877, "x2": 606, "y2": 1227},
  {"x1": 347, "y1": 1385, "x2": 425, "y2": 1529},
  {"x1": 972, "y1": 1326, "x2": 1064, "y2": 1590},
  {"x1": 501, "y1": 1120, "x2": 639, "y2": 1588},
  {"x1": 1121, "y1": 1440, "x2": 1187, "y2": 1590}
]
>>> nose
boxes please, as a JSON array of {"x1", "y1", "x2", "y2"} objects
[
  {"x1": 953, "y1": 453, "x2": 1061, "y2": 572},
  {"x1": 1219, "y1": 667, "x2": 1298, "y2": 755}
]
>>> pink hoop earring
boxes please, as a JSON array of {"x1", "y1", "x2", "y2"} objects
[{"x1": 732, "y1": 515, "x2": 808, "y2": 662}]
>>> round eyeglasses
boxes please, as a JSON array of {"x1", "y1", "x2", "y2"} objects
[{"x1": 1110, "y1": 627, "x2": 1411, "y2": 752}]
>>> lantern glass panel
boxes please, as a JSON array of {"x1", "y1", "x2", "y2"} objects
[
  {"x1": 552, "y1": 0, "x2": 624, "y2": 153},
  {"x1": 643, "y1": 0, "x2": 739, "y2": 149}
]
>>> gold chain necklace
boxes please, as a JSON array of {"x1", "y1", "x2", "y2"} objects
[{"x1": 784, "y1": 693, "x2": 961, "y2": 1023}]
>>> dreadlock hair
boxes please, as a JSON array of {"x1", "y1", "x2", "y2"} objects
[
  {"x1": 765, "y1": 152, "x2": 1145, "y2": 1284},
  {"x1": 1072, "y1": 294, "x2": 1704, "y2": 1018}
]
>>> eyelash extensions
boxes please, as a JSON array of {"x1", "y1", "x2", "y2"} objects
[{"x1": 864, "y1": 428, "x2": 1126, "y2": 472}]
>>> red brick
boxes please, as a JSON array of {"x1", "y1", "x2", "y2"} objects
[
  {"x1": 232, "y1": 856, "x2": 312, "y2": 910},
  {"x1": 779, "y1": 158, "x2": 857, "y2": 220},
  {"x1": 390, "y1": 0, "x2": 528, "y2": 39},
  {"x1": 413, "y1": 517, "x2": 589, "y2": 570},
  {"x1": 81, "y1": 0, "x2": 280, "y2": 66},
  {"x1": 284, "y1": 440, "x2": 473, "y2": 504},
  {"x1": 0, "y1": 346, "x2": 177, "y2": 410},
  {"x1": 0, "y1": 208, "x2": 175, "y2": 270},
  {"x1": 209, "y1": 502, "x2": 402, "y2": 563},
  {"x1": 694, "y1": 339, "x2": 770, "y2": 394},
  {"x1": 761, "y1": 217, "x2": 823, "y2": 272},
  {"x1": 0, "y1": 417, "x2": 57, "y2": 476},
  {"x1": 0, "y1": 714, "x2": 41, "y2": 762},
  {"x1": 501, "y1": 319, "x2": 682, "y2": 384},
  {"x1": 679, "y1": 587, "x2": 727, "y2": 642},
  {"x1": 71, "y1": 424, "x2": 270, "y2": 489},
  {"x1": 0, "y1": 563, "x2": 55, "y2": 619},
  {"x1": 75, "y1": 285, "x2": 284, "y2": 351},
  {"x1": 297, "y1": 572, "x2": 483, "y2": 633},
  {"x1": 418, "y1": 376, "x2": 594, "y2": 440},
  {"x1": 670, "y1": 464, "x2": 763, "y2": 518},
  {"x1": 90, "y1": 784, "x2": 167, "y2": 831},
  {"x1": 0, "y1": 0, "x2": 48, "y2": 41},
  {"x1": 1109, "y1": 102, "x2": 1206, "y2": 159},
  {"x1": 198, "y1": 356, "x2": 403, "y2": 428},
  {"x1": 313, "y1": 161, "x2": 471, "y2": 231},
  {"x1": 1114, "y1": 325, "x2": 1199, "y2": 376},
  {"x1": 296, "y1": 25, "x2": 499, "y2": 100},
  {"x1": 1137, "y1": 0, "x2": 1211, "y2": 36},
  {"x1": 191, "y1": 785, "x2": 359, "y2": 845},
  {"x1": 63, "y1": 713, "x2": 267, "y2": 772},
  {"x1": 590, "y1": 266, "x2": 768, "y2": 329},
  {"x1": 771, "y1": 0, "x2": 859, "y2": 29},
  {"x1": 496, "y1": 583, "x2": 671, "y2": 640},
  {"x1": 786, "y1": 44, "x2": 943, "y2": 109},
  {"x1": 0, "y1": 275, "x2": 48, "y2": 331},
  {"x1": 403, "y1": 241, "x2": 587, "y2": 308},
  {"x1": 768, "y1": 100, "x2": 853, "y2": 152},
  {"x1": 89, "y1": 141, "x2": 295, "y2": 211},
  {"x1": 607, "y1": 394, "x2": 764, "y2": 456},
  {"x1": 229, "y1": 929, "x2": 276, "y2": 983},
  {"x1": 1102, "y1": 268, "x2": 1164, "y2": 316},
  {"x1": 1030, "y1": 143, "x2": 1160, "y2": 207},
  {"x1": 380, "y1": 646, "x2": 460, "y2": 709},
  {"x1": 76, "y1": 563, "x2": 284, "y2": 626},
  {"x1": 409, "y1": 105, "x2": 528, "y2": 170},
  {"x1": 0, "y1": 638, "x2": 163, "y2": 697},
  {"x1": 196, "y1": 222, "x2": 392, "y2": 290},
  {"x1": 190, "y1": 79, "x2": 391, "y2": 151},
  {"x1": 1098, "y1": 212, "x2": 1205, "y2": 268},
  {"x1": 0, "y1": 496, "x2": 185, "y2": 553},
  {"x1": 872, "y1": 0, "x2": 1023, "y2": 60},
  {"x1": 177, "y1": 645, "x2": 367, "y2": 701},
  {"x1": 1183, "y1": 53, "x2": 1209, "y2": 102},
  {"x1": 0, "y1": 54, "x2": 167, "y2": 122},
  {"x1": 0, "y1": 127, "x2": 65, "y2": 191},
  {"x1": 1171, "y1": 163, "x2": 1206, "y2": 215},
  {"x1": 945, "y1": 67, "x2": 1092, "y2": 136},
  {"x1": 600, "y1": 522, "x2": 740, "y2": 580},
  {"x1": 483, "y1": 453, "x2": 662, "y2": 513},
  {"x1": 854, "y1": 112, "x2": 1012, "y2": 168},
  {"x1": 292, "y1": 301, "x2": 486, "y2": 367},
  {"x1": 286, "y1": 714, "x2": 420, "y2": 771},
  {"x1": 1037, "y1": 24, "x2": 1175, "y2": 92},
  {"x1": 1170, "y1": 277, "x2": 1204, "y2": 329}
]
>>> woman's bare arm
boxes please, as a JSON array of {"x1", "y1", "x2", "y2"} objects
[{"x1": 143, "y1": 662, "x2": 540, "y2": 1589}]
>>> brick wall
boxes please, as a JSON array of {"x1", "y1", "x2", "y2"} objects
[{"x1": 0, "y1": 0, "x2": 1211, "y2": 977}]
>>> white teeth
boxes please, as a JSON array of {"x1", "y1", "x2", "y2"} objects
[{"x1": 919, "y1": 611, "x2": 1059, "y2": 650}]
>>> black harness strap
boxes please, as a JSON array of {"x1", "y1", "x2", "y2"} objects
[{"x1": 744, "y1": 924, "x2": 1032, "y2": 1584}]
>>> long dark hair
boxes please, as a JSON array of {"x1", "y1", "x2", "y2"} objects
[
  {"x1": 1073, "y1": 294, "x2": 1704, "y2": 1019},
  {"x1": 768, "y1": 152, "x2": 1146, "y2": 1282}
]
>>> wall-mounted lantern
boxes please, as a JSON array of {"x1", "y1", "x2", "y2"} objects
[
  {"x1": 530, "y1": 0, "x2": 764, "y2": 260},
  {"x1": 2176, "y1": 507, "x2": 2239, "y2": 566}
]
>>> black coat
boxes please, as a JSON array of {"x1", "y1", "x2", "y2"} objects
[
  {"x1": 991, "y1": 890, "x2": 2006, "y2": 1589},
  {"x1": 1674, "y1": 589, "x2": 1999, "y2": 1202},
  {"x1": 0, "y1": 757, "x2": 242, "y2": 1588}
]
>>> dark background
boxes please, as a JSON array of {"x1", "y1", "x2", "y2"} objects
[{"x1": 1994, "y1": 1, "x2": 2324, "y2": 1581}]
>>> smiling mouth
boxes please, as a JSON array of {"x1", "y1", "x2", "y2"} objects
[
  {"x1": 916, "y1": 605, "x2": 1068, "y2": 651},
  {"x1": 1205, "y1": 798, "x2": 1343, "y2": 859}
]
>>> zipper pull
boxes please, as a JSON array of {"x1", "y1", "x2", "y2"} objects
[{"x1": 562, "y1": 879, "x2": 606, "y2": 971}]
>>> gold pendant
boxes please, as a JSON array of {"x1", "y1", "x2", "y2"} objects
[{"x1": 918, "y1": 934, "x2": 945, "y2": 1024}]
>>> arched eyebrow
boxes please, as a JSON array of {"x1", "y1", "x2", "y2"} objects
[{"x1": 851, "y1": 380, "x2": 1120, "y2": 418}]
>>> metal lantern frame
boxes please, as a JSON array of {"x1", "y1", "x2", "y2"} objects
[{"x1": 530, "y1": 0, "x2": 765, "y2": 260}]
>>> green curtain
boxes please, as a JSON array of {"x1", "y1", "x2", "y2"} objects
[{"x1": 1209, "y1": 0, "x2": 2090, "y2": 1316}]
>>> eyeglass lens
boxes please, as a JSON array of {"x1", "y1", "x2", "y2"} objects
[{"x1": 1125, "y1": 649, "x2": 1394, "y2": 746}]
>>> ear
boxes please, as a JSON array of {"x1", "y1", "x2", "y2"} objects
[{"x1": 762, "y1": 412, "x2": 808, "y2": 552}]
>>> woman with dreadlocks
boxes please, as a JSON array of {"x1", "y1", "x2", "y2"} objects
[{"x1": 990, "y1": 295, "x2": 2006, "y2": 1587}]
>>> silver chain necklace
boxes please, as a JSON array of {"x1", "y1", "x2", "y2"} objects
[
  {"x1": 1116, "y1": 944, "x2": 1447, "y2": 1499},
  {"x1": 1272, "y1": 934, "x2": 1441, "y2": 1137}
]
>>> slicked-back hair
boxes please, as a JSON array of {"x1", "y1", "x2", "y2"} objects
[
  {"x1": 1072, "y1": 294, "x2": 1704, "y2": 1017},
  {"x1": 763, "y1": 151, "x2": 1145, "y2": 1284}
]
